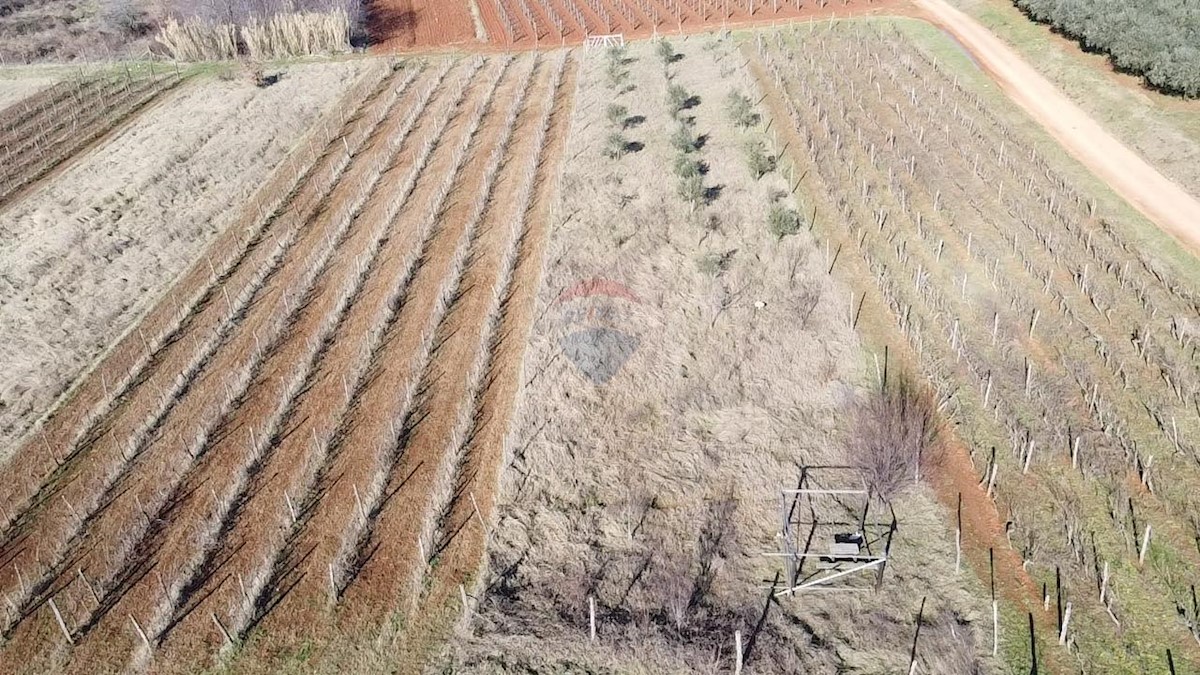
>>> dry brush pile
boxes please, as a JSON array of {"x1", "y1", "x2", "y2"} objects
[
  {"x1": 0, "y1": 50, "x2": 576, "y2": 673},
  {"x1": 752, "y1": 21, "x2": 1200, "y2": 672}
]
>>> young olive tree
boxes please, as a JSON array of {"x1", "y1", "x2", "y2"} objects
[
  {"x1": 725, "y1": 89, "x2": 758, "y2": 129},
  {"x1": 744, "y1": 137, "x2": 775, "y2": 179},
  {"x1": 768, "y1": 204, "x2": 802, "y2": 239}
]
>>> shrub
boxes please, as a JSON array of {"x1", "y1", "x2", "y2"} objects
[
  {"x1": 666, "y1": 83, "x2": 690, "y2": 114},
  {"x1": 696, "y1": 254, "x2": 722, "y2": 276},
  {"x1": 656, "y1": 39, "x2": 676, "y2": 64},
  {"x1": 725, "y1": 89, "x2": 758, "y2": 128},
  {"x1": 696, "y1": 250, "x2": 734, "y2": 276},
  {"x1": 606, "y1": 103, "x2": 629, "y2": 127},
  {"x1": 743, "y1": 138, "x2": 775, "y2": 179},
  {"x1": 678, "y1": 174, "x2": 705, "y2": 210},
  {"x1": 767, "y1": 204, "x2": 802, "y2": 238},
  {"x1": 604, "y1": 132, "x2": 628, "y2": 159},
  {"x1": 670, "y1": 123, "x2": 697, "y2": 154},
  {"x1": 847, "y1": 375, "x2": 942, "y2": 501},
  {"x1": 605, "y1": 60, "x2": 629, "y2": 88},
  {"x1": 606, "y1": 44, "x2": 627, "y2": 65},
  {"x1": 673, "y1": 155, "x2": 700, "y2": 179}
]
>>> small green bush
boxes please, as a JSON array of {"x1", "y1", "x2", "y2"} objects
[
  {"x1": 673, "y1": 155, "x2": 701, "y2": 179},
  {"x1": 671, "y1": 123, "x2": 696, "y2": 154},
  {"x1": 678, "y1": 174, "x2": 705, "y2": 210},
  {"x1": 606, "y1": 103, "x2": 628, "y2": 127},
  {"x1": 725, "y1": 90, "x2": 758, "y2": 129},
  {"x1": 666, "y1": 83, "x2": 690, "y2": 114},
  {"x1": 605, "y1": 60, "x2": 628, "y2": 88},
  {"x1": 768, "y1": 204, "x2": 803, "y2": 239},
  {"x1": 696, "y1": 253, "x2": 723, "y2": 276},
  {"x1": 656, "y1": 39, "x2": 676, "y2": 64},
  {"x1": 604, "y1": 132, "x2": 628, "y2": 159},
  {"x1": 743, "y1": 138, "x2": 775, "y2": 179}
]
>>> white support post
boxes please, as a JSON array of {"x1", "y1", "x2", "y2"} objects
[
  {"x1": 49, "y1": 598, "x2": 73, "y2": 645},
  {"x1": 589, "y1": 596, "x2": 596, "y2": 642},
  {"x1": 1058, "y1": 602, "x2": 1072, "y2": 645},
  {"x1": 130, "y1": 614, "x2": 151, "y2": 650},
  {"x1": 992, "y1": 600, "x2": 999, "y2": 656}
]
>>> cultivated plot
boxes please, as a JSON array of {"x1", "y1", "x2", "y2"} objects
[
  {"x1": 751, "y1": 21, "x2": 1200, "y2": 671},
  {"x1": 480, "y1": 0, "x2": 901, "y2": 46},
  {"x1": 0, "y1": 75, "x2": 58, "y2": 111},
  {"x1": 446, "y1": 35, "x2": 989, "y2": 673},
  {"x1": 0, "y1": 50, "x2": 575, "y2": 675}
]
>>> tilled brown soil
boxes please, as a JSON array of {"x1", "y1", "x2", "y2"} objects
[
  {"x1": 477, "y1": 0, "x2": 906, "y2": 47},
  {"x1": 412, "y1": 53, "x2": 579, "y2": 663},
  {"x1": 0, "y1": 50, "x2": 575, "y2": 674}
]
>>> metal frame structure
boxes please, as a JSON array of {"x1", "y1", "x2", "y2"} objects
[
  {"x1": 583, "y1": 34, "x2": 626, "y2": 50},
  {"x1": 769, "y1": 466, "x2": 897, "y2": 597}
]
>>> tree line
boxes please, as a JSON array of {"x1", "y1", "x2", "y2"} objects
[{"x1": 1011, "y1": 0, "x2": 1200, "y2": 98}]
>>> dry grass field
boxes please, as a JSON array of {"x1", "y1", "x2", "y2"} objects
[
  {"x1": 0, "y1": 60, "x2": 374, "y2": 461},
  {"x1": 0, "y1": 5, "x2": 1198, "y2": 675},
  {"x1": 0, "y1": 74, "x2": 58, "y2": 110}
]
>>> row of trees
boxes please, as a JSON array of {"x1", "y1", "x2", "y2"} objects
[{"x1": 1011, "y1": 0, "x2": 1200, "y2": 97}]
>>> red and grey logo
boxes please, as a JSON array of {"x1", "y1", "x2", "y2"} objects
[{"x1": 555, "y1": 278, "x2": 642, "y2": 385}]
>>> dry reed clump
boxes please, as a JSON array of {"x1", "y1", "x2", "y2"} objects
[
  {"x1": 243, "y1": 11, "x2": 351, "y2": 61},
  {"x1": 158, "y1": 18, "x2": 239, "y2": 61},
  {"x1": 157, "y1": 11, "x2": 350, "y2": 62},
  {"x1": 848, "y1": 374, "x2": 943, "y2": 502}
]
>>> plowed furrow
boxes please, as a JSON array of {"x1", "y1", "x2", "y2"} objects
[
  {"x1": 56, "y1": 71, "x2": 461, "y2": 674},
  {"x1": 333, "y1": 55, "x2": 558, "y2": 625},
  {"x1": 146, "y1": 57, "x2": 508, "y2": 667},
  {"x1": 0, "y1": 67, "x2": 414, "y2": 641},
  {"x1": 231, "y1": 57, "x2": 544, "y2": 650},
  {"x1": 0, "y1": 66, "x2": 431, "y2": 660},
  {"x1": 427, "y1": 55, "x2": 576, "y2": 607}
]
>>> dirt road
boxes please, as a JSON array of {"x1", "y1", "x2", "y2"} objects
[{"x1": 915, "y1": 0, "x2": 1200, "y2": 256}]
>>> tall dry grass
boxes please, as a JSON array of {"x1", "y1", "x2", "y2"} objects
[
  {"x1": 158, "y1": 18, "x2": 239, "y2": 61},
  {"x1": 243, "y1": 11, "x2": 351, "y2": 61},
  {"x1": 157, "y1": 11, "x2": 350, "y2": 62}
]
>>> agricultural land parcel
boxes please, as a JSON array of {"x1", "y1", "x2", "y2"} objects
[
  {"x1": 0, "y1": 3, "x2": 1197, "y2": 675},
  {"x1": 0, "y1": 74, "x2": 57, "y2": 110}
]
